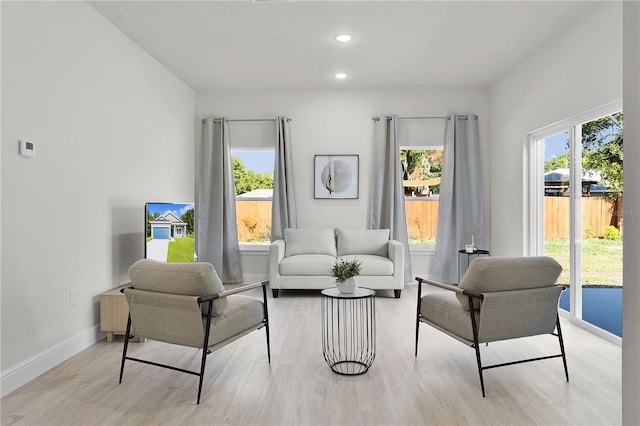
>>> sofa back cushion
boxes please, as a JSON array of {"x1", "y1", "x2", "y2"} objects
[
  {"x1": 336, "y1": 228, "x2": 390, "y2": 257},
  {"x1": 457, "y1": 256, "x2": 562, "y2": 309},
  {"x1": 128, "y1": 259, "x2": 228, "y2": 316},
  {"x1": 284, "y1": 228, "x2": 337, "y2": 257}
]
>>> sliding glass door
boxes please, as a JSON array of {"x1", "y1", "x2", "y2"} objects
[{"x1": 529, "y1": 103, "x2": 623, "y2": 342}]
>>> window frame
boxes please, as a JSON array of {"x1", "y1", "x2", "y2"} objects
[{"x1": 527, "y1": 99, "x2": 622, "y2": 345}]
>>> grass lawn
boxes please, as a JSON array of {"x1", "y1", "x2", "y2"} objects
[
  {"x1": 167, "y1": 236, "x2": 195, "y2": 262},
  {"x1": 544, "y1": 238, "x2": 623, "y2": 286}
]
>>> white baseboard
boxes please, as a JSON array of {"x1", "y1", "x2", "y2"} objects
[{"x1": 1, "y1": 326, "x2": 106, "y2": 398}]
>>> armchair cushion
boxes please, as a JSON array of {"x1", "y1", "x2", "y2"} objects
[
  {"x1": 284, "y1": 228, "x2": 337, "y2": 257},
  {"x1": 457, "y1": 256, "x2": 562, "y2": 309},
  {"x1": 421, "y1": 292, "x2": 477, "y2": 342},
  {"x1": 336, "y1": 228, "x2": 390, "y2": 257},
  {"x1": 207, "y1": 294, "x2": 266, "y2": 347},
  {"x1": 128, "y1": 259, "x2": 228, "y2": 316}
]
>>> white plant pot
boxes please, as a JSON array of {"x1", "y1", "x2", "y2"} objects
[{"x1": 336, "y1": 276, "x2": 358, "y2": 294}]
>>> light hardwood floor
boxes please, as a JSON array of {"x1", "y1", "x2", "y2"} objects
[{"x1": 1, "y1": 284, "x2": 622, "y2": 425}]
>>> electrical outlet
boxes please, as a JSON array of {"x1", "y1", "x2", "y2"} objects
[{"x1": 69, "y1": 289, "x2": 77, "y2": 306}]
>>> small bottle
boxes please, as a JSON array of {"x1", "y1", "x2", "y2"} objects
[{"x1": 471, "y1": 235, "x2": 477, "y2": 251}]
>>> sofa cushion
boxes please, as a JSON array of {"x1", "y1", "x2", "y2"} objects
[
  {"x1": 338, "y1": 255, "x2": 394, "y2": 276},
  {"x1": 284, "y1": 228, "x2": 337, "y2": 257},
  {"x1": 128, "y1": 259, "x2": 228, "y2": 316},
  {"x1": 336, "y1": 228, "x2": 390, "y2": 257},
  {"x1": 457, "y1": 256, "x2": 562, "y2": 309},
  {"x1": 279, "y1": 254, "x2": 336, "y2": 276}
]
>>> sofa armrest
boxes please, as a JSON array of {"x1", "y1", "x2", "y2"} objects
[
  {"x1": 269, "y1": 239, "x2": 285, "y2": 289},
  {"x1": 388, "y1": 239, "x2": 405, "y2": 286}
]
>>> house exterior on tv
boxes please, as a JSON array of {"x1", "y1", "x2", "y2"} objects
[{"x1": 149, "y1": 212, "x2": 187, "y2": 240}]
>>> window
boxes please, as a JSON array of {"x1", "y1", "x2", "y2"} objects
[
  {"x1": 227, "y1": 120, "x2": 277, "y2": 246},
  {"x1": 401, "y1": 147, "x2": 443, "y2": 247},
  {"x1": 397, "y1": 117, "x2": 446, "y2": 248},
  {"x1": 232, "y1": 149, "x2": 274, "y2": 245},
  {"x1": 529, "y1": 102, "x2": 622, "y2": 342}
]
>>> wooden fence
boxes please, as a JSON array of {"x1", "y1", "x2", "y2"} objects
[
  {"x1": 236, "y1": 200, "x2": 272, "y2": 242},
  {"x1": 544, "y1": 196, "x2": 621, "y2": 239},
  {"x1": 236, "y1": 196, "x2": 622, "y2": 243}
]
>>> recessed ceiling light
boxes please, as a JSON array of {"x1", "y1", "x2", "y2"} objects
[
  {"x1": 334, "y1": 34, "x2": 352, "y2": 43},
  {"x1": 334, "y1": 72, "x2": 348, "y2": 79}
]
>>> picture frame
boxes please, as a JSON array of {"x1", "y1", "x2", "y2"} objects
[{"x1": 314, "y1": 154, "x2": 359, "y2": 199}]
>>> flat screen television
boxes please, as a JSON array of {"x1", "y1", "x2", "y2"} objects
[{"x1": 145, "y1": 202, "x2": 195, "y2": 262}]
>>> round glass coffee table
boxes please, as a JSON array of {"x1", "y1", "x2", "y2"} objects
[{"x1": 320, "y1": 287, "x2": 376, "y2": 375}]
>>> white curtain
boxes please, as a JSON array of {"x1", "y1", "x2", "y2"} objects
[
  {"x1": 434, "y1": 114, "x2": 484, "y2": 284},
  {"x1": 197, "y1": 118, "x2": 243, "y2": 283},
  {"x1": 370, "y1": 115, "x2": 413, "y2": 282},
  {"x1": 271, "y1": 117, "x2": 297, "y2": 241}
]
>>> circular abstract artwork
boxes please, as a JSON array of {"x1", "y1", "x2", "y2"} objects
[{"x1": 321, "y1": 159, "x2": 352, "y2": 194}]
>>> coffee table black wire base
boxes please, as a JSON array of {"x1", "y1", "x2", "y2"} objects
[{"x1": 321, "y1": 287, "x2": 376, "y2": 375}]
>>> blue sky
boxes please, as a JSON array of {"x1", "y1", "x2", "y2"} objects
[
  {"x1": 545, "y1": 132, "x2": 569, "y2": 161},
  {"x1": 147, "y1": 202, "x2": 194, "y2": 217},
  {"x1": 232, "y1": 149, "x2": 275, "y2": 173}
]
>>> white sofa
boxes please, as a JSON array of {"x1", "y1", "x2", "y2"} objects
[{"x1": 269, "y1": 228, "x2": 404, "y2": 298}]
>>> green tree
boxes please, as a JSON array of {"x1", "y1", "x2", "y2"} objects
[
  {"x1": 180, "y1": 207, "x2": 194, "y2": 233},
  {"x1": 544, "y1": 153, "x2": 570, "y2": 172},
  {"x1": 543, "y1": 113, "x2": 623, "y2": 197},
  {"x1": 400, "y1": 149, "x2": 443, "y2": 195},
  {"x1": 582, "y1": 113, "x2": 623, "y2": 195},
  {"x1": 232, "y1": 157, "x2": 274, "y2": 195}
]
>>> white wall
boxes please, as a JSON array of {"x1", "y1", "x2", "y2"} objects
[
  {"x1": 1, "y1": 1, "x2": 195, "y2": 395},
  {"x1": 490, "y1": 1, "x2": 640, "y2": 423},
  {"x1": 488, "y1": 2, "x2": 623, "y2": 256},
  {"x1": 196, "y1": 89, "x2": 491, "y2": 278}
]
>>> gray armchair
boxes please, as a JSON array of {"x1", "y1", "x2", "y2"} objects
[
  {"x1": 415, "y1": 256, "x2": 568, "y2": 396},
  {"x1": 119, "y1": 259, "x2": 270, "y2": 404}
]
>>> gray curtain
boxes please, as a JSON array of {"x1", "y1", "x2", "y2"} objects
[
  {"x1": 197, "y1": 118, "x2": 243, "y2": 283},
  {"x1": 370, "y1": 115, "x2": 412, "y2": 283},
  {"x1": 433, "y1": 114, "x2": 484, "y2": 284},
  {"x1": 271, "y1": 117, "x2": 297, "y2": 241}
]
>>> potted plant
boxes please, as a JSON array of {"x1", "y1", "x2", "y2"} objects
[{"x1": 330, "y1": 258, "x2": 362, "y2": 294}]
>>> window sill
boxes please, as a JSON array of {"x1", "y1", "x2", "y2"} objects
[
  {"x1": 239, "y1": 244, "x2": 270, "y2": 254},
  {"x1": 409, "y1": 245, "x2": 435, "y2": 255}
]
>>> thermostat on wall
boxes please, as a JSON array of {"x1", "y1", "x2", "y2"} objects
[{"x1": 19, "y1": 140, "x2": 36, "y2": 158}]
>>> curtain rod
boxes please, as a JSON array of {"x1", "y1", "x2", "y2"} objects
[
  {"x1": 203, "y1": 118, "x2": 291, "y2": 123},
  {"x1": 371, "y1": 115, "x2": 472, "y2": 121}
]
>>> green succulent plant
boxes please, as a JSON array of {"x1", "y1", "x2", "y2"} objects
[{"x1": 330, "y1": 258, "x2": 362, "y2": 283}]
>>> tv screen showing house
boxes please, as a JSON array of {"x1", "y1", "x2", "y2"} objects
[{"x1": 145, "y1": 202, "x2": 195, "y2": 262}]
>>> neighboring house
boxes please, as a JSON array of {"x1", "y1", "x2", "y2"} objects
[
  {"x1": 149, "y1": 212, "x2": 187, "y2": 240},
  {"x1": 235, "y1": 188, "x2": 273, "y2": 200},
  {"x1": 544, "y1": 168, "x2": 608, "y2": 197}
]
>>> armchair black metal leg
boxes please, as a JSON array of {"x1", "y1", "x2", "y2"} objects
[
  {"x1": 473, "y1": 343, "x2": 486, "y2": 397},
  {"x1": 415, "y1": 319, "x2": 420, "y2": 357},
  {"x1": 468, "y1": 295, "x2": 486, "y2": 397},
  {"x1": 272, "y1": 289, "x2": 279, "y2": 298},
  {"x1": 119, "y1": 314, "x2": 132, "y2": 384},
  {"x1": 394, "y1": 289, "x2": 401, "y2": 298},
  {"x1": 197, "y1": 300, "x2": 214, "y2": 405},
  {"x1": 415, "y1": 280, "x2": 423, "y2": 357},
  {"x1": 263, "y1": 284, "x2": 271, "y2": 363},
  {"x1": 197, "y1": 349, "x2": 208, "y2": 405},
  {"x1": 556, "y1": 315, "x2": 569, "y2": 382}
]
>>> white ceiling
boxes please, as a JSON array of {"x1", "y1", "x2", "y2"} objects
[{"x1": 88, "y1": 1, "x2": 595, "y2": 92}]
